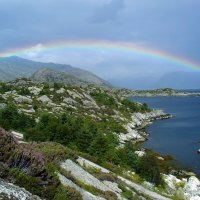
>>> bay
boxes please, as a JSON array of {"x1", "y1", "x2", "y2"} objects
[{"x1": 131, "y1": 95, "x2": 200, "y2": 174}]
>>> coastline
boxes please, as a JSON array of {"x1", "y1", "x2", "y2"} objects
[
  {"x1": 119, "y1": 109, "x2": 173, "y2": 144},
  {"x1": 117, "y1": 88, "x2": 200, "y2": 98}
]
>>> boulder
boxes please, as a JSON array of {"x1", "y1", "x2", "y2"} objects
[
  {"x1": 0, "y1": 179, "x2": 41, "y2": 200},
  {"x1": 135, "y1": 150, "x2": 146, "y2": 157},
  {"x1": 37, "y1": 95, "x2": 52, "y2": 103},
  {"x1": 56, "y1": 88, "x2": 65, "y2": 94},
  {"x1": 82, "y1": 100, "x2": 100, "y2": 109},
  {"x1": 28, "y1": 86, "x2": 42, "y2": 95},
  {"x1": 14, "y1": 95, "x2": 32, "y2": 103},
  {"x1": 63, "y1": 97, "x2": 78, "y2": 106},
  {"x1": 184, "y1": 176, "x2": 200, "y2": 192},
  {"x1": 67, "y1": 90, "x2": 83, "y2": 99}
]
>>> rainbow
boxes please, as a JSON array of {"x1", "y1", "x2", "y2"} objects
[{"x1": 0, "y1": 39, "x2": 200, "y2": 71}]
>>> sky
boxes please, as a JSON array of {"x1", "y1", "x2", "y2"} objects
[{"x1": 0, "y1": 0, "x2": 200, "y2": 88}]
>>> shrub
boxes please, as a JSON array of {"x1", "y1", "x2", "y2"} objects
[
  {"x1": 121, "y1": 99, "x2": 151, "y2": 113},
  {"x1": 98, "y1": 173, "x2": 118, "y2": 182},
  {"x1": 9, "y1": 168, "x2": 60, "y2": 199},
  {"x1": 103, "y1": 191, "x2": 118, "y2": 200},
  {"x1": 0, "y1": 104, "x2": 35, "y2": 131},
  {"x1": 17, "y1": 87, "x2": 31, "y2": 95},
  {"x1": 90, "y1": 92, "x2": 117, "y2": 108},
  {"x1": 54, "y1": 186, "x2": 82, "y2": 200},
  {"x1": 34, "y1": 142, "x2": 71, "y2": 162},
  {"x1": 136, "y1": 154, "x2": 164, "y2": 186}
]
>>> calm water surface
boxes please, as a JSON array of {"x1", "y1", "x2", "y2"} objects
[{"x1": 131, "y1": 96, "x2": 200, "y2": 174}]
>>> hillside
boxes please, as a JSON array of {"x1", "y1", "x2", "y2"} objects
[
  {"x1": 31, "y1": 68, "x2": 88, "y2": 86},
  {"x1": 0, "y1": 79, "x2": 199, "y2": 200},
  {"x1": 0, "y1": 56, "x2": 109, "y2": 86}
]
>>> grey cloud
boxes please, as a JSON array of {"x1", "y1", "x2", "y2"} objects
[
  {"x1": 90, "y1": 0, "x2": 125, "y2": 23},
  {"x1": 0, "y1": 0, "x2": 200, "y2": 89}
]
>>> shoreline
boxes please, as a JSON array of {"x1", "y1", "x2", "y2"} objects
[
  {"x1": 125, "y1": 92, "x2": 200, "y2": 98},
  {"x1": 117, "y1": 88, "x2": 200, "y2": 98},
  {"x1": 119, "y1": 109, "x2": 173, "y2": 144},
  {"x1": 133, "y1": 110, "x2": 198, "y2": 177}
]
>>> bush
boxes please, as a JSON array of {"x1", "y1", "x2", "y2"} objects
[
  {"x1": 0, "y1": 104, "x2": 35, "y2": 131},
  {"x1": 121, "y1": 99, "x2": 151, "y2": 113},
  {"x1": 103, "y1": 191, "x2": 118, "y2": 200},
  {"x1": 90, "y1": 92, "x2": 117, "y2": 108},
  {"x1": 34, "y1": 142, "x2": 71, "y2": 162},
  {"x1": 54, "y1": 186, "x2": 82, "y2": 200},
  {"x1": 17, "y1": 87, "x2": 31, "y2": 95},
  {"x1": 10, "y1": 168, "x2": 60, "y2": 199},
  {"x1": 136, "y1": 154, "x2": 164, "y2": 186},
  {"x1": 98, "y1": 173, "x2": 118, "y2": 182}
]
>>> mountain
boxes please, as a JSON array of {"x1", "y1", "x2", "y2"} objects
[
  {"x1": 108, "y1": 76, "x2": 157, "y2": 89},
  {"x1": 31, "y1": 68, "x2": 88, "y2": 86},
  {"x1": 108, "y1": 71, "x2": 200, "y2": 90},
  {"x1": 155, "y1": 71, "x2": 200, "y2": 89},
  {"x1": 0, "y1": 56, "x2": 109, "y2": 86}
]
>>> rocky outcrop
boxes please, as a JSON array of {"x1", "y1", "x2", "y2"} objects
[
  {"x1": 63, "y1": 97, "x2": 78, "y2": 106},
  {"x1": 0, "y1": 179, "x2": 41, "y2": 200},
  {"x1": 58, "y1": 173, "x2": 105, "y2": 200},
  {"x1": 183, "y1": 177, "x2": 200, "y2": 200},
  {"x1": 28, "y1": 86, "x2": 42, "y2": 95},
  {"x1": 60, "y1": 160, "x2": 114, "y2": 192},
  {"x1": 77, "y1": 156, "x2": 171, "y2": 200},
  {"x1": 82, "y1": 99, "x2": 100, "y2": 109},
  {"x1": 14, "y1": 95, "x2": 32, "y2": 104},
  {"x1": 37, "y1": 95, "x2": 52, "y2": 104},
  {"x1": 163, "y1": 174, "x2": 200, "y2": 200},
  {"x1": 56, "y1": 88, "x2": 65, "y2": 94},
  {"x1": 119, "y1": 110, "x2": 172, "y2": 143},
  {"x1": 77, "y1": 157, "x2": 110, "y2": 174}
]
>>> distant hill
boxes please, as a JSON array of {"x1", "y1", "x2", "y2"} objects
[
  {"x1": 108, "y1": 71, "x2": 200, "y2": 90},
  {"x1": 0, "y1": 56, "x2": 109, "y2": 86},
  {"x1": 155, "y1": 71, "x2": 200, "y2": 89}
]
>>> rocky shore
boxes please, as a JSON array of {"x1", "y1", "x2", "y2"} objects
[{"x1": 119, "y1": 110, "x2": 172, "y2": 144}]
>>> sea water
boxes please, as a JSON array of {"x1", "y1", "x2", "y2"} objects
[{"x1": 131, "y1": 95, "x2": 200, "y2": 174}]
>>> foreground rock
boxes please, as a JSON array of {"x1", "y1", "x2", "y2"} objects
[
  {"x1": 77, "y1": 157, "x2": 172, "y2": 200},
  {"x1": 58, "y1": 173, "x2": 105, "y2": 200},
  {"x1": 0, "y1": 179, "x2": 41, "y2": 200},
  {"x1": 163, "y1": 174, "x2": 200, "y2": 200},
  {"x1": 60, "y1": 159, "x2": 118, "y2": 193}
]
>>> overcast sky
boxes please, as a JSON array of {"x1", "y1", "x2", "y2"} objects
[{"x1": 0, "y1": 0, "x2": 200, "y2": 87}]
